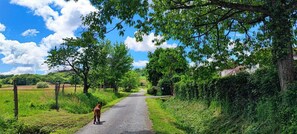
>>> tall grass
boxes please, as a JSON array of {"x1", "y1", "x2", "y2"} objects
[
  {"x1": 153, "y1": 95, "x2": 297, "y2": 134},
  {"x1": 146, "y1": 98, "x2": 185, "y2": 134}
]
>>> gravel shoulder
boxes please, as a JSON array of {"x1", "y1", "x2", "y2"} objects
[{"x1": 75, "y1": 89, "x2": 153, "y2": 134}]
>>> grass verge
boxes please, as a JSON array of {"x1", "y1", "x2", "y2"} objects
[
  {"x1": 146, "y1": 98, "x2": 185, "y2": 134},
  {"x1": 159, "y1": 98, "x2": 251, "y2": 133}
]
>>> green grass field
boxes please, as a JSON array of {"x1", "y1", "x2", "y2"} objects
[{"x1": 0, "y1": 85, "x2": 130, "y2": 133}]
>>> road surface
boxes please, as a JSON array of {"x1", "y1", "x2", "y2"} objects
[{"x1": 76, "y1": 89, "x2": 153, "y2": 134}]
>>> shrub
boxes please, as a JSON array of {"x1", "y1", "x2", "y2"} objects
[
  {"x1": 249, "y1": 67, "x2": 280, "y2": 97},
  {"x1": 148, "y1": 86, "x2": 159, "y2": 96},
  {"x1": 158, "y1": 77, "x2": 172, "y2": 95},
  {"x1": 36, "y1": 82, "x2": 49, "y2": 88},
  {"x1": 174, "y1": 75, "x2": 195, "y2": 100}
]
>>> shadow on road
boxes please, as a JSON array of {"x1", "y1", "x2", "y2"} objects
[{"x1": 94, "y1": 121, "x2": 106, "y2": 125}]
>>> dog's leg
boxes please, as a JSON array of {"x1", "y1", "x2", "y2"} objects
[{"x1": 93, "y1": 115, "x2": 96, "y2": 124}]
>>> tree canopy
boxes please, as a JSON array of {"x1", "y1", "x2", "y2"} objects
[
  {"x1": 107, "y1": 43, "x2": 133, "y2": 92},
  {"x1": 85, "y1": 0, "x2": 297, "y2": 90},
  {"x1": 46, "y1": 33, "x2": 102, "y2": 93}
]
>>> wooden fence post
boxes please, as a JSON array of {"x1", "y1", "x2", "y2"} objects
[
  {"x1": 55, "y1": 82, "x2": 59, "y2": 111},
  {"x1": 13, "y1": 80, "x2": 18, "y2": 120},
  {"x1": 74, "y1": 83, "x2": 77, "y2": 93},
  {"x1": 62, "y1": 84, "x2": 65, "y2": 95}
]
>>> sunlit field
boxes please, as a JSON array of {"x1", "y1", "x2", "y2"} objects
[{"x1": 0, "y1": 85, "x2": 129, "y2": 133}]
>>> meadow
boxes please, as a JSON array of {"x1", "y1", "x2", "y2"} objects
[{"x1": 0, "y1": 85, "x2": 130, "y2": 133}]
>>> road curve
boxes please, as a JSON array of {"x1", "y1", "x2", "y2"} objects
[{"x1": 76, "y1": 89, "x2": 153, "y2": 134}]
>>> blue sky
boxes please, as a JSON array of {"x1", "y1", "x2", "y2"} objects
[{"x1": 0, "y1": 0, "x2": 177, "y2": 75}]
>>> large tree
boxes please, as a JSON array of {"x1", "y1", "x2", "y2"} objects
[
  {"x1": 146, "y1": 48, "x2": 164, "y2": 86},
  {"x1": 89, "y1": 40, "x2": 112, "y2": 89},
  {"x1": 146, "y1": 47, "x2": 188, "y2": 95},
  {"x1": 107, "y1": 43, "x2": 133, "y2": 93},
  {"x1": 85, "y1": 0, "x2": 297, "y2": 91},
  {"x1": 46, "y1": 33, "x2": 99, "y2": 94}
]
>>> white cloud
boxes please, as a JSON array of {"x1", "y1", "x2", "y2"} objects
[
  {"x1": 22, "y1": 29, "x2": 40, "y2": 36},
  {"x1": 0, "y1": 67, "x2": 34, "y2": 75},
  {"x1": 0, "y1": 33, "x2": 47, "y2": 71},
  {"x1": 11, "y1": 0, "x2": 96, "y2": 50},
  {"x1": 133, "y1": 60, "x2": 148, "y2": 68},
  {"x1": 125, "y1": 33, "x2": 177, "y2": 52},
  {"x1": 0, "y1": 23, "x2": 6, "y2": 32},
  {"x1": 0, "y1": 0, "x2": 97, "y2": 74}
]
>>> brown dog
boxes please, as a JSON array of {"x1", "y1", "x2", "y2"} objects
[{"x1": 93, "y1": 102, "x2": 102, "y2": 124}]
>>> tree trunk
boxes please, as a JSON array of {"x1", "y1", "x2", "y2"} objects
[
  {"x1": 276, "y1": 49, "x2": 294, "y2": 91},
  {"x1": 270, "y1": 6, "x2": 295, "y2": 91},
  {"x1": 83, "y1": 77, "x2": 89, "y2": 94},
  {"x1": 102, "y1": 79, "x2": 106, "y2": 90},
  {"x1": 62, "y1": 84, "x2": 65, "y2": 95},
  {"x1": 113, "y1": 83, "x2": 118, "y2": 93},
  {"x1": 74, "y1": 83, "x2": 77, "y2": 93},
  {"x1": 170, "y1": 81, "x2": 174, "y2": 96}
]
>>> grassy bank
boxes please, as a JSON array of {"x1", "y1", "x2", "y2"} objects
[
  {"x1": 0, "y1": 86, "x2": 129, "y2": 133},
  {"x1": 147, "y1": 98, "x2": 245, "y2": 133},
  {"x1": 146, "y1": 98, "x2": 185, "y2": 134},
  {"x1": 148, "y1": 96, "x2": 297, "y2": 134}
]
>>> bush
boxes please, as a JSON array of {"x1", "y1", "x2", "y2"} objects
[
  {"x1": 158, "y1": 77, "x2": 172, "y2": 95},
  {"x1": 147, "y1": 86, "x2": 159, "y2": 96},
  {"x1": 249, "y1": 67, "x2": 280, "y2": 97},
  {"x1": 36, "y1": 82, "x2": 49, "y2": 88}
]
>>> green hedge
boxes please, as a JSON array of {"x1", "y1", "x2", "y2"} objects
[{"x1": 174, "y1": 68, "x2": 280, "y2": 112}]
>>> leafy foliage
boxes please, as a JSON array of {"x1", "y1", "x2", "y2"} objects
[
  {"x1": 175, "y1": 68, "x2": 280, "y2": 112},
  {"x1": 85, "y1": 0, "x2": 297, "y2": 90},
  {"x1": 146, "y1": 48, "x2": 188, "y2": 95},
  {"x1": 36, "y1": 82, "x2": 49, "y2": 88},
  {"x1": 107, "y1": 42, "x2": 133, "y2": 92},
  {"x1": 13, "y1": 74, "x2": 41, "y2": 85},
  {"x1": 157, "y1": 77, "x2": 172, "y2": 95},
  {"x1": 120, "y1": 71, "x2": 140, "y2": 92},
  {"x1": 46, "y1": 35, "x2": 96, "y2": 93},
  {"x1": 147, "y1": 86, "x2": 159, "y2": 96}
]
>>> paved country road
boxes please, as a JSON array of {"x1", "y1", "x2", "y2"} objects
[{"x1": 76, "y1": 89, "x2": 154, "y2": 134}]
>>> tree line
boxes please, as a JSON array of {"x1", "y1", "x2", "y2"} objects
[{"x1": 0, "y1": 72, "x2": 73, "y2": 85}]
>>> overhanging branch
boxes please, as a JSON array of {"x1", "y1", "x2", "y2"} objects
[{"x1": 210, "y1": 0, "x2": 269, "y2": 14}]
